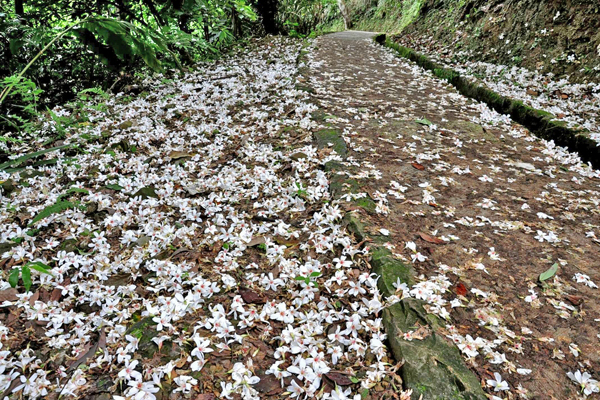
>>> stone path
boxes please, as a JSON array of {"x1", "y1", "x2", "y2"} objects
[{"x1": 306, "y1": 32, "x2": 600, "y2": 399}]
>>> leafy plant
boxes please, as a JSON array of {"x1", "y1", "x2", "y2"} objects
[
  {"x1": 0, "y1": 75, "x2": 43, "y2": 129},
  {"x1": 0, "y1": 143, "x2": 73, "y2": 172},
  {"x1": 0, "y1": 0, "x2": 260, "y2": 135},
  {"x1": 8, "y1": 261, "x2": 54, "y2": 292},
  {"x1": 295, "y1": 182, "x2": 308, "y2": 197},
  {"x1": 29, "y1": 200, "x2": 86, "y2": 226},
  {"x1": 77, "y1": 17, "x2": 181, "y2": 71},
  {"x1": 295, "y1": 271, "x2": 322, "y2": 287},
  {"x1": 539, "y1": 262, "x2": 558, "y2": 282}
]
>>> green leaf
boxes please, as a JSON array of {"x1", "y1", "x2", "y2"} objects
[
  {"x1": 57, "y1": 187, "x2": 89, "y2": 202},
  {"x1": 539, "y1": 263, "x2": 559, "y2": 282},
  {"x1": 8, "y1": 268, "x2": 19, "y2": 288},
  {"x1": 105, "y1": 184, "x2": 124, "y2": 191},
  {"x1": 309, "y1": 271, "x2": 322, "y2": 277},
  {"x1": 26, "y1": 262, "x2": 54, "y2": 276},
  {"x1": 29, "y1": 200, "x2": 80, "y2": 226},
  {"x1": 415, "y1": 118, "x2": 433, "y2": 126},
  {"x1": 0, "y1": 144, "x2": 72, "y2": 171},
  {"x1": 350, "y1": 376, "x2": 360, "y2": 383},
  {"x1": 9, "y1": 38, "x2": 25, "y2": 55},
  {"x1": 21, "y1": 265, "x2": 32, "y2": 292}
]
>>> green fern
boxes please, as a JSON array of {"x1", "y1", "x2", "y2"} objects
[
  {"x1": 29, "y1": 200, "x2": 85, "y2": 226},
  {"x1": 79, "y1": 17, "x2": 180, "y2": 71},
  {"x1": 56, "y1": 187, "x2": 89, "y2": 202},
  {"x1": 0, "y1": 144, "x2": 72, "y2": 171}
]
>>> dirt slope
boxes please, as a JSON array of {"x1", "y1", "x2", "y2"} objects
[{"x1": 399, "y1": 0, "x2": 600, "y2": 83}]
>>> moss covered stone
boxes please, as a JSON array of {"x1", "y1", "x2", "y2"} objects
[
  {"x1": 314, "y1": 128, "x2": 347, "y2": 158},
  {"x1": 126, "y1": 317, "x2": 160, "y2": 359},
  {"x1": 384, "y1": 302, "x2": 487, "y2": 400},
  {"x1": 369, "y1": 247, "x2": 414, "y2": 296}
]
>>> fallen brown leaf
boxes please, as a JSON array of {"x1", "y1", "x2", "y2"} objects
[
  {"x1": 325, "y1": 371, "x2": 355, "y2": 386},
  {"x1": 455, "y1": 282, "x2": 468, "y2": 296},
  {"x1": 195, "y1": 394, "x2": 217, "y2": 400},
  {"x1": 411, "y1": 162, "x2": 425, "y2": 170},
  {"x1": 526, "y1": 89, "x2": 539, "y2": 96},
  {"x1": 0, "y1": 289, "x2": 18, "y2": 303},
  {"x1": 247, "y1": 236, "x2": 267, "y2": 247},
  {"x1": 239, "y1": 287, "x2": 266, "y2": 304},
  {"x1": 29, "y1": 291, "x2": 40, "y2": 307},
  {"x1": 565, "y1": 295, "x2": 583, "y2": 306},
  {"x1": 68, "y1": 327, "x2": 106, "y2": 372},
  {"x1": 418, "y1": 232, "x2": 445, "y2": 244}
]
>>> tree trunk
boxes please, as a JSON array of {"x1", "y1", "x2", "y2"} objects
[
  {"x1": 337, "y1": 0, "x2": 352, "y2": 30},
  {"x1": 232, "y1": 7, "x2": 242, "y2": 38},
  {"x1": 15, "y1": 0, "x2": 24, "y2": 16},
  {"x1": 142, "y1": 0, "x2": 165, "y2": 26},
  {"x1": 254, "y1": 0, "x2": 279, "y2": 34}
]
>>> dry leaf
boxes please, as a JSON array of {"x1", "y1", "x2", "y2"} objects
[
  {"x1": 411, "y1": 325, "x2": 431, "y2": 340},
  {"x1": 411, "y1": 162, "x2": 425, "y2": 170},
  {"x1": 325, "y1": 371, "x2": 355, "y2": 386},
  {"x1": 418, "y1": 232, "x2": 445, "y2": 244},
  {"x1": 195, "y1": 395, "x2": 217, "y2": 400},
  {"x1": 68, "y1": 328, "x2": 106, "y2": 372},
  {"x1": 455, "y1": 282, "x2": 468, "y2": 296},
  {"x1": 169, "y1": 151, "x2": 193, "y2": 160},
  {"x1": 0, "y1": 289, "x2": 18, "y2": 303},
  {"x1": 239, "y1": 287, "x2": 266, "y2": 304},
  {"x1": 247, "y1": 236, "x2": 267, "y2": 247}
]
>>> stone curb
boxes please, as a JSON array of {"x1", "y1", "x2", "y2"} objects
[{"x1": 375, "y1": 33, "x2": 600, "y2": 168}]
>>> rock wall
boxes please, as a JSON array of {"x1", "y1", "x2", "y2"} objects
[{"x1": 399, "y1": 0, "x2": 600, "y2": 82}]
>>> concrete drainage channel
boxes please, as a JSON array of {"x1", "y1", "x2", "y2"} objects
[
  {"x1": 374, "y1": 33, "x2": 600, "y2": 169},
  {"x1": 310, "y1": 114, "x2": 488, "y2": 399}
]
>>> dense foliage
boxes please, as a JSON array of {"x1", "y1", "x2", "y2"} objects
[{"x1": 0, "y1": 0, "x2": 258, "y2": 133}]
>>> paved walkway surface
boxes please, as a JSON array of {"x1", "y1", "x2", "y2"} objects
[{"x1": 307, "y1": 31, "x2": 600, "y2": 398}]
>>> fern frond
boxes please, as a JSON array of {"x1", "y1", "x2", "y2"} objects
[
  {"x1": 29, "y1": 200, "x2": 82, "y2": 226},
  {"x1": 56, "y1": 187, "x2": 89, "y2": 202},
  {"x1": 0, "y1": 143, "x2": 72, "y2": 171}
]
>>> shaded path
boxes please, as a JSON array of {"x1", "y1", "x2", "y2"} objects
[{"x1": 307, "y1": 31, "x2": 600, "y2": 398}]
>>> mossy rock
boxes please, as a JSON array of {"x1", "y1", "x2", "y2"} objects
[
  {"x1": 0, "y1": 242, "x2": 16, "y2": 257},
  {"x1": 384, "y1": 301, "x2": 487, "y2": 400},
  {"x1": 59, "y1": 238, "x2": 79, "y2": 253},
  {"x1": 314, "y1": 128, "x2": 347, "y2": 158},
  {"x1": 355, "y1": 196, "x2": 377, "y2": 214},
  {"x1": 118, "y1": 120, "x2": 133, "y2": 130},
  {"x1": 343, "y1": 214, "x2": 368, "y2": 242},
  {"x1": 95, "y1": 375, "x2": 115, "y2": 392},
  {"x1": 295, "y1": 84, "x2": 315, "y2": 93},
  {"x1": 370, "y1": 247, "x2": 414, "y2": 296},
  {"x1": 0, "y1": 179, "x2": 16, "y2": 195}
]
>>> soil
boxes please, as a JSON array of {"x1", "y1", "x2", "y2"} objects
[
  {"x1": 401, "y1": 0, "x2": 600, "y2": 84},
  {"x1": 305, "y1": 31, "x2": 600, "y2": 399}
]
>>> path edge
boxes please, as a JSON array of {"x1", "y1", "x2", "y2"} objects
[{"x1": 375, "y1": 33, "x2": 600, "y2": 168}]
